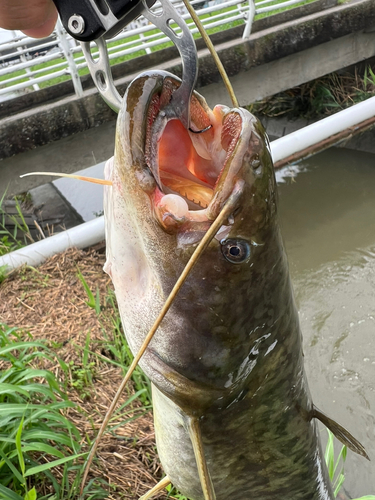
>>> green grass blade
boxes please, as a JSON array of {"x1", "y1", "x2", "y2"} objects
[
  {"x1": 24, "y1": 452, "x2": 87, "y2": 476},
  {"x1": 21, "y1": 442, "x2": 65, "y2": 459},
  {"x1": 0, "y1": 448, "x2": 24, "y2": 485},
  {"x1": 0, "y1": 383, "x2": 30, "y2": 397},
  {"x1": 77, "y1": 269, "x2": 96, "y2": 308},
  {"x1": 14, "y1": 199, "x2": 29, "y2": 233},
  {"x1": 0, "y1": 342, "x2": 45, "y2": 356},
  {"x1": 324, "y1": 429, "x2": 334, "y2": 480},
  {"x1": 24, "y1": 487, "x2": 37, "y2": 500},
  {"x1": 22, "y1": 430, "x2": 77, "y2": 448},
  {"x1": 333, "y1": 473, "x2": 345, "y2": 497},
  {"x1": 0, "y1": 436, "x2": 16, "y2": 444},
  {"x1": 332, "y1": 443, "x2": 347, "y2": 480},
  {"x1": 15, "y1": 416, "x2": 25, "y2": 476},
  {"x1": 95, "y1": 287, "x2": 101, "y2": 315},
  {"x1": 0, "y1": 484, "x2": 24, "y2": 500},
  {"x1": 83, "y1": 331, "x2": 91, "y2": 367}
]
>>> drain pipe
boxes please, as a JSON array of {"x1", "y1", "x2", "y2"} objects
[
  {"x1": 1, "y1": 96, "x2": 375, "y2": 272},
  {"x1": 0, "y1": 217, "x2": 104, "y2": 271}
]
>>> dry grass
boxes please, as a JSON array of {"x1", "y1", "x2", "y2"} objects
[{"x1": 0, "y1": 247, "x2": 167, "y2": 500}]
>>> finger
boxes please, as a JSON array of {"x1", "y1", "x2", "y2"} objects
[{"x1": 0, "y1": 0, "x2": 58, "y2": 38}]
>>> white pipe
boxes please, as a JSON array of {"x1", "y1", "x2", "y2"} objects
[
  {"x1": 0, "y1": 217, "x2": 104, "y2": 271},
  {"x1": 270, "y1": 95, "x2": 375, "y2": 164}
]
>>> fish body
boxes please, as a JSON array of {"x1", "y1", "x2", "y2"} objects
[{"x1": 103, "y1": 70, "x2": 334, "y2": 499}]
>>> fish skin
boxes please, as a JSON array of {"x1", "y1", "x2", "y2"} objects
[{"x1": 103, "y1": 70, "x2": 334, "y2": 500}]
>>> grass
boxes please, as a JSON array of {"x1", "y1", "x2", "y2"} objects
[
  {"x1": 77, "y1": 272, "x2": 152, "y2": 407},
  {"x1": 0, "y1": 323, "x2": 97, "y2": 500},
  {"x1": 254, "y1": 0, "x2": 316, "y2": 20},
  {"x1": 325, "y1": 429, "x2": 375, "y2": 500},
  {"x1": 0, "y1": 190, "x2": 36, "y2": 286},
  {"x1": 0, "y1": 255, "x2": 155, "y2": 498},
  {"x1": 0, "y1": 302, "x2": 152, "y2": 498},
  {"x1": 248, "y1": 66, "x2": 375, "y2": 120},
  {"x1": 0, "y1": 192, "x2": 34, "y2": 260}
]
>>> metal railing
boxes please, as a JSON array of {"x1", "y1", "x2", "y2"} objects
[{"x1": 0, "y1": 0, "x2": 317, "y2": 100}]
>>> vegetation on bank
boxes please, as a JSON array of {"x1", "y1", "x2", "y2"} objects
[
  {"x1": 248, "y1": 66, "x2": 375, "y2": 120},
  {"x1": 0, "y1": 192, "x2": 35, "y2": 285},
  {"x1": 0, "y1": 252, "x2": 155, "y2": 500}
]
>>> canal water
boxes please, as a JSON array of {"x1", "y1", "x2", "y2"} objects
[{"x1": 277, "y1": 147, "x2": 375, "y2": 497}]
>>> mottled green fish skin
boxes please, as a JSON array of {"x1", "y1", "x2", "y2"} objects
[{"x1": 104, "y1": 71, "x2": 334, "y2": 500}]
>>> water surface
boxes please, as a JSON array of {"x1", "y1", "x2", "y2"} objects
[{"x1": 277, "y1": 148, "x2": 375, "y2": 497}]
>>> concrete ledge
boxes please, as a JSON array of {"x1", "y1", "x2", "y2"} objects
[
  {"x1": 0, "y1": 89, "x2": 117, "y2": 159},
  {"x1": 197, "y1": 0, "x2": 375, "y2": 87},
  {"x1": 202, "y1": 31, "x2": 375, "y2": 107},
  {"x1": 1, "y1": 0, "x2": 374, "y2": 160}
]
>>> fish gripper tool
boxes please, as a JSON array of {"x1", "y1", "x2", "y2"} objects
[{"x1": 52, "y1": 0, "x2": 199, "y2": 129}]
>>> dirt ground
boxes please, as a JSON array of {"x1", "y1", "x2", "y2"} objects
[{"x1": 0, "y1": 247, "x2": 167, "y2": 500}]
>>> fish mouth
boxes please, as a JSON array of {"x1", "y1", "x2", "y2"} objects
[{"x1": 143, "y1": 76, "x2": 248, "y2": 232}]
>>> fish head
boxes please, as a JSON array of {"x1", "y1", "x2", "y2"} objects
[{"x1": 104, "y1": 71, "x2": 290, "y2": 413}]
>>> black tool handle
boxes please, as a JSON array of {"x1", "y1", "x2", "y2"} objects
[{"x1": 53, "y1": 0, "x2": 155, "y2": 42}]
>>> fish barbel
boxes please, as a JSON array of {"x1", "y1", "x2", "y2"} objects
[{"x1": 103, "y1": 70, "x2": 366, "y2": 500}]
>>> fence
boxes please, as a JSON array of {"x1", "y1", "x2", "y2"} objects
[{"x1": 0, "y1": 0, "x2": 319, "y2": 100}]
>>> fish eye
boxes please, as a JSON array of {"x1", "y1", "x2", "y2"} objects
[
  {"x1": 251, "y1": 158, "x2": 261, "y2": 169},
  {"x1": 221, "y1": 239, "x2": 250, "y2": 264},
  {"x1": 251, "y1": 155, "x2": 262, "y2": 176}
]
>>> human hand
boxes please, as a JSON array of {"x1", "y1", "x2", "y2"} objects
[{"x1": 0, "y1": 0, "x2": 58, "y2": 38}]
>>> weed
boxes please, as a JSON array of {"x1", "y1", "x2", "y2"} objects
[
  {"x1": 324, "y1": 429, "x2": 375, "y2": 500},
  {"x1": 76, "y1": 272, "x2": 152, "y2": 406},
  {"x1": 0, "y1": 265, "x2": 9, "y2": 285},
  {"x1": 166, "y1": 484, "x2": 189, "y2": 500},
  {"x1": 77, "y1": 268, "x2": 101, "y2": 315},
  {"x1": 67, "y1": 360, "x2": 96, "y2": 395},
  {"x1": 248, "y1": 66, "x2": 375, "y2": 120},
  {"x1": 0, "y1": 191, "x2": 33, "y2": 258},
  {"x1": 0, "y1": 323, "x2": 108, "y2": 499}
]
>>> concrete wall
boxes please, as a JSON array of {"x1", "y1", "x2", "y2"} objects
[{"x1": 1, "y1": 0, "x2": 375, "y2": 160}]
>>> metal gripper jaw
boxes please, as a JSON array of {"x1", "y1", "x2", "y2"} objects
[{"x1": 53, "y1": 0, "x2": 199, "y2": 129}]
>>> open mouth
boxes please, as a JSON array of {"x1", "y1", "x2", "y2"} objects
[{"x1": 144, "y1": 77, "x2": 243, "y2": 230}]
